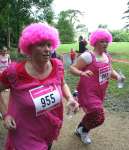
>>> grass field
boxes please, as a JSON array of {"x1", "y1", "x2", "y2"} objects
[
  {"x1": 57, "y1": 42, "x2": 129, "y2": 55},
  {"x1": 58, "y1": 42, "x2": 129, "y2": 112}
]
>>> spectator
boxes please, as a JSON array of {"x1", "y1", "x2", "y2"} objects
[
  {"x1": 70, "y1": 48, "x2": 76, "y2": 64},
  {"x1": 0, "y1": 45, "x2": 11, "y2": 74},
  {"x1": 78, "y1": 36, "x2": 88, "y2": 54}
]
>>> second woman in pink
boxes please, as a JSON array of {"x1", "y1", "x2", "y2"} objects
[{"x1": 70, "y1": 29, "x2": 121, "y2": 144}]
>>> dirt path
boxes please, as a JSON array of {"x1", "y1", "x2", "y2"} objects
[
  {"x1": 112, "y1": 58, "x2": 129, "y2": 64},
  {"x1": 52, "y1": 110, "x2": 129, "y2": 150}
]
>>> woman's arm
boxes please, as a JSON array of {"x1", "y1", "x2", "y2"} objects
[
  {"x1": 0, "y1": 82, "x2": 16, "y2": 129},
  {"x1": 62, "y1": 80, "x2": 75, "y2": 101},
  {"x1": 70, "y1": 57, "x2": 86, "y2": 76},
  {"x1": 70, "y1": 56, "x2": 94, "y2": 77},
  {"x1": 110, "y1": 67, "x2": 121, "y2": 80},
  {"x1": 61, "y1": 80, "x2": 79, "y2": 112},
  {"x1": 0, "y1": 82, "x2": 8, "y2": 115}
]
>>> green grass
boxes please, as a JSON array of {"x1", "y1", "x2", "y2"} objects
[
  {"x1": 59, "y1": 42, "x2": 129, "y2": 112},
  {"x1": 108, "y1": 42, "x2": 129, "y2": 60},
  {"x1": 108, "y1": 42, "x2": 129, "y2": 53},
  {"x1": 57, "y1": 43, "x2": 78, "y2": 54},
  {"x1": 57, "y1": 42, "x2": 129, "y2": 60}
]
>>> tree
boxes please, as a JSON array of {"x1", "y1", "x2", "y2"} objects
[
  {"x1": 56, "y1": 9, "x2": 83, "y2": 43},
  {"x1": 111, "y1": 30, "x2": 129, "y2": 42},
  {"x1": 76, "y1": 24, "x2": 87, "y2": 32},
  {"x1": 98, "y1": 24, "x2": 108, "y2": 29},
  {"x1": 57, "y1": 11, "x2": 75, "y2": 43},
  {"x1": 123, "y1": 1, "x2": 129, "y2": 28},
  {"x1": 0, "y1": 0, "x2": 54, "y2": 48},
  {"x1": 64, "y1": 9, "x2": 83, "y2": 25}
]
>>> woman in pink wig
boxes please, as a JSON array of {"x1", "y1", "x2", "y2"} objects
[
  {"x1": 0, "y1": 22, "x2": 79, "y2": 150},
  {"x1": 70, "y1": 28, "x2": 122, "y2": 144}
]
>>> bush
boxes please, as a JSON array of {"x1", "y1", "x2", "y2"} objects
[
  {"x1": 111, "y1": 30, "x2": 129, "y2": 42},
  {"x1": 10, "y1": 48, "x2": 27, "y2": 61}
]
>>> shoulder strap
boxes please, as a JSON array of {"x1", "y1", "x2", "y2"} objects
[{"x1": 105, "y1": 52, "x2": 112, "y2": 63}]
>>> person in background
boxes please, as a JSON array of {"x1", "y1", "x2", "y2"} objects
[
  {"x1": 50, "y1": 49, "x2": 63, "y2": 61},
  {"x1": 70, "y1": 29, "x2": 122, "y2": 144},
  {"x1": 70, "y1": 48, "x2": 76, "y2": 64},
  {"x1": 50, "y1": 49, "x2": 57, "y2": 58},
  {"x1": 0, "y1": 46, "x2": 11, "y2": 74},
  {"x1": 78, "y1": 36, "x2": 88, "y2": 54},
  {"x1": 0, "y1": 22, "x2": 79, "y2": 150}
]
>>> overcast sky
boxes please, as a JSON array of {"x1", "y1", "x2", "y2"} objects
[{"x1": 52, "y1": 0, "x2": 128, "y2": 31}]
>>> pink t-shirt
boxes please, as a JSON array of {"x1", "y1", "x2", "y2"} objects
[{"x1": 1, "y1": 59, "x2": 64, "y2": 150}]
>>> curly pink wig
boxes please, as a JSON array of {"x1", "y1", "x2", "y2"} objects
[
  {"x1": 19, "y1": 22, "x2": 60, "y2": 56},
  {"x1": 89, "y1": 28, "x2": 112, "y2": 47}
]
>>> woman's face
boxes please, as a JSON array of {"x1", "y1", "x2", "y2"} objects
[
  {"x1": 95, "y1": 39, "x2": 108, "y2": 52},
  {"x1": 30, "y1": 41, "x2": 52, "y2": 63},
  {"x1": 1, "y1": 50, "x2": 7, "y2": 56}
]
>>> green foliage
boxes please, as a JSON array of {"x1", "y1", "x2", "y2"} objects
[
  {"x1": 98, "y1": 24, "x2": 108, "y2": 28},
  {"x1": 56, "y1": 9, "x2": 83, "y2": 44},
  {"x1": 123, "y1": 1, "x2": 129, "y2": 28},
  {"x1": 9, "y1": 48, "x2": 27, "y2": 61},
  {"x1": 57, "y1": 20, "x2": 75, "y2": 43},
  {"x1": 111, "y1": 30, "x2": 129, "y2": 42},
  {"x1": 63, "y1": 9, "x2": 83, "y2": 25},
  {"x1": 0, "y1": 0, "x2": 54, "y2": 48}
]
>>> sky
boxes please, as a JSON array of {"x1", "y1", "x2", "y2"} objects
[{"x1": 52, "y1": 0, "x2": 128, "y2": 31}]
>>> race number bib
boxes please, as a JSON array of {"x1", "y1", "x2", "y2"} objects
[
  {"x1": 99, "y1": 66, "x2": 110, "y2": 85},
  {"x1": 29, "y1": 84, "x2": 61, "y2": 116}
]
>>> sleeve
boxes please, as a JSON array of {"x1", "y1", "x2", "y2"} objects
[
  {"x1": 0, "y1": 69, "x2": 11, "y2": 87},
  {"x1": 80, "y1": 51, "x2": 92, "y2": 64}
]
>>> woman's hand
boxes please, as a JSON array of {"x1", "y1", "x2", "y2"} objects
[
  {"x1": 3, "y1": 115, "x2": 16, "y2": 130},
  {"x1": 80, "y1": 70, "x2": 94, "y2": 77},
  {"x1": 66, "y1": 97, "x2": 79, "y2": 114}
]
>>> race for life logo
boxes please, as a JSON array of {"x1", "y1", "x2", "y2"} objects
[
  {"x1": 99, "y1": 66, "x2": 110, "y2": 85},
  {"x1": 29, "y1": 84, "x2": 61, "y2": 116}
]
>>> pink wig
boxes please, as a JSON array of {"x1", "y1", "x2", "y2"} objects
[
  {"x1": 19, "y1": 22, "x2": 60, "y2": 56},
  {"x1": 89, "y1": 28, "x2": 112, "y2": 47}
]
